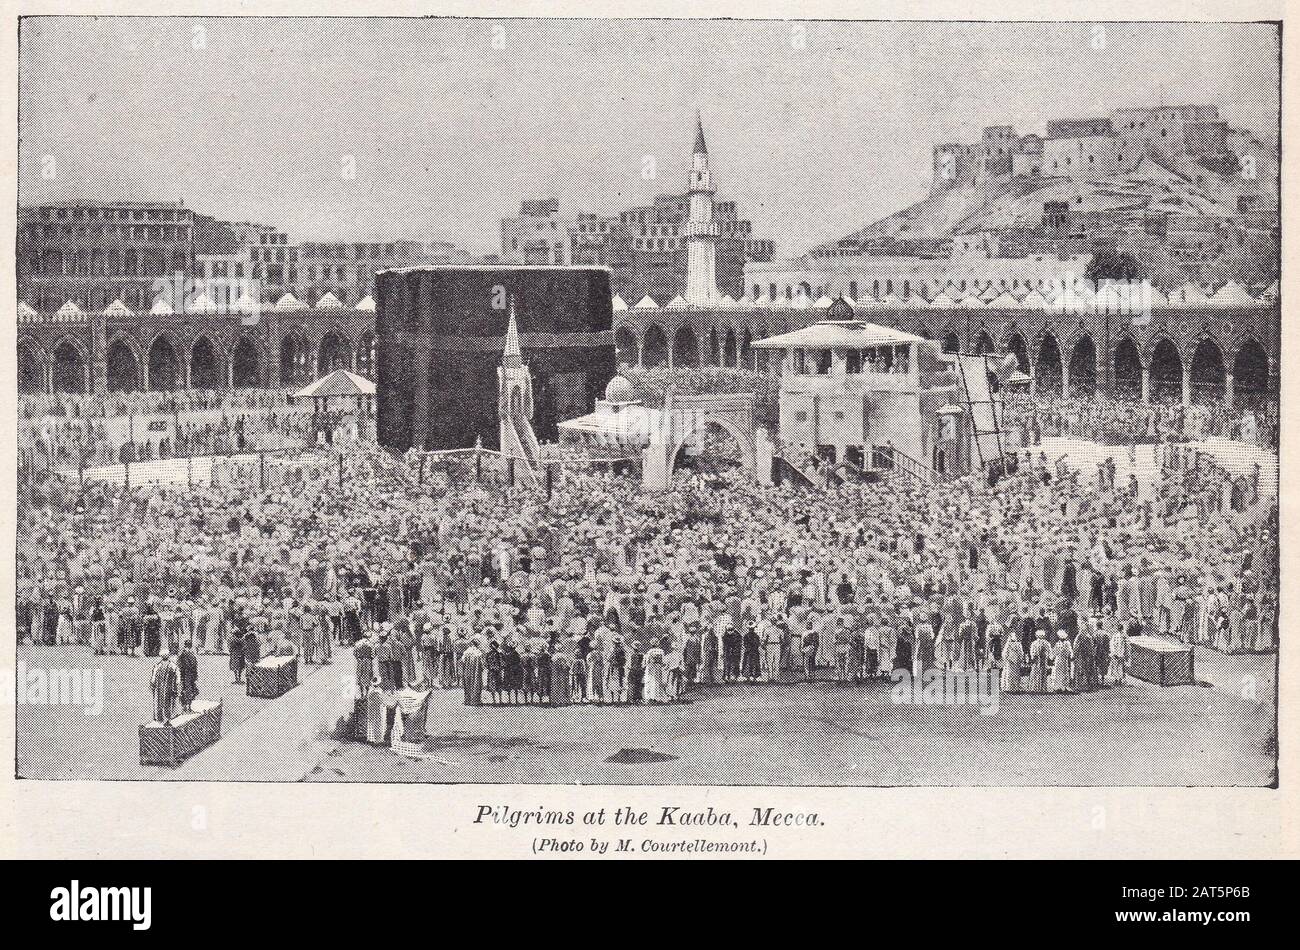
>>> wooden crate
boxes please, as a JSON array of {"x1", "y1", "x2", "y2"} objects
[
  {"x1": 1128, "y1": 635, "x2": 1194, "y2": 686},
  {"x1": 139, "y1": 700, "x2": 223, "y2": 766}
]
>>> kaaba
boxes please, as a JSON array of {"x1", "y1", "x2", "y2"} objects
[{"x1": 375, "y1": 265, "x2": 616, "y2": 452}]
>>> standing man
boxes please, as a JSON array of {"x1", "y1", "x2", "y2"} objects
[
  {"x1": 150, "y1": 651, "x2": 180, "y2": 725},
  {"x1": 761, "y1": 616, "x2": 782, "y2": 683},
  {"x1": 682, "y1": 626, "x2": 701, "y2": 689},
  {"x1": 700, "y1": 626, "x2": 718, "y2": 686},
  {"x1": 459, "y1": 636, "x2": 484, "y2": 706},
  {"x1": 177, "y1": 639, "x2": 199, "y2": 714}
]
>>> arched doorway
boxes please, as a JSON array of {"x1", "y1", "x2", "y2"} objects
[
  {"x1": 672, "y1": 325, "x2": 700, "y2": 368},
  {"x1": 1149, "y1": 339, "x2": 1183, "y2": 403},
  {"x1": 280, "y1": 334, "x2": 310, "y2": 386},
  {"x1": 1189, "y1": 338, "x2": 1225, "y2": 404},
  {"x1": 942, "y1": 331, "x2": 960, "y2": 354},
  {"x1": 52, "y1": 341, "x2": 86, "y2": 394},
  {"x1": 1005, "y1": 332, "x2": 1030, "y2": 374},
  {"x1": 355, "y1": 331, "x2": 376, "y2": 380},
  {"x1": 1113, "y1": 338, "x2": 1143, "y2": 400},
  {"x1": 723, "y1": 328, "x2": 738, "y2": 367},
  {"x1": 974, "y1": 330, "x2": 996, "y2": 355},
  {"x1": 614, "y1": 326, "x2": 639, "y2": 369},
  {"x1": 148, "y1": 336, "x2": 181, "y2": 391},
  {"x1": 642, "y1": 325, "x2": 668, "y2": 368},
  {"x1": 672, "y1": 418, "x2": 746, "y2": 476},
  {"x1": 231, "y1": 336, "x2": 261, "y2": 388},
  {"x1": 318, "y1": 331, "x2": 351, "y2": 376},
  {"x1": 707, "y1": 327, "x2": 721, "y2": 367},
  {"x1": 17, "y1": 340, "x2": 45, "y2": 395},
  {"x1": 190, "y1": 336, "x2": 222, "y2": 390},
  {"x1": 1068, "y1": 335, "x2": 1097, "y2": 397},
  {"x1": 106, "y1": 338, "x2": 141, "y2": 392},
  {"x1": 740, "y1": 329, "x2": 752, "y2": 369},
  {"x1": 1232, "y1": 340, "x2": 1269, "y2": 409},
  {"x1": 1036, "y1": 334, "x2": 1062, "y2": 395}
]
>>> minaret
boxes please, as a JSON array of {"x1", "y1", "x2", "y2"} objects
[
  {"x1": 684, "y1": 112, "x2": 719, "y2": 305},
  {"x1": 497, "y1": 295, "x2": 535, "y2": 454}
]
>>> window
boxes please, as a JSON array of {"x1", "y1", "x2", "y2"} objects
[
  {"x1": 795, "y1": 410, "x2": 807, "y2": 423},
  {"x1": 845, "y1": 350, "x2": 861, "y2": 374}
]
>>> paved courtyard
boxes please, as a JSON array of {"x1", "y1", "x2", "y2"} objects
[{"x1": 15, "y1": 643, "x2": 1276, "y2": 786}]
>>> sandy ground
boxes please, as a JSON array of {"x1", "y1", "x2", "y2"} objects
[{"x1": 16, "y1": 642, "x2": 1275, "y2": 786}]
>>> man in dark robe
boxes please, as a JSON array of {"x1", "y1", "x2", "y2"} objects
[
  {"x1": 1071, "y1": 628, "x2": 1096, "y2": 692},
  {"x1": 177, "y1": 639, "x2": 199, "y2": 712},
  {"x1": 721, "y1": 625, "x2": 742, "y2": 682},
  {"x1": 682, "y1": 629, "x2": 701, "y2": 688},
  {"x1": 242, "y1": 626, "x2": 261, "y2": 678},
  {"x1": 700, "y1": 629, "x2": 718, "y2": 685},
  {"x1": 460, "y1": 641, "x2": 484, "y2": 705},
  {"x1": 141, "y1": 604, "x2": 161, "y2": 657}
]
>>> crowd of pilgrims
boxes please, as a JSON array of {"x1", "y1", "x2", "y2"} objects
[
  {"x1": 17, "y1": 419, "x2": 1277, "y2": 725},
  {"x1": 1003, "y1": 392, "x2": 1278, "y2": 449},
  {"x1": 18, "y1": 389, "x2": 326, "y2": 468}
]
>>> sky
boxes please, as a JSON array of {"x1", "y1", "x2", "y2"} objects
[{"x1": 17, "y1": 18, "x2": 1281, "y2": 257}]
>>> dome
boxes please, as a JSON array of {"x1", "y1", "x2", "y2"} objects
[
  {"x1": 825, "y1": 296, "x2": 855, "y2": 322},
  {"x1": 605, "y1": 375, "x2": 635, "y2": 403}
]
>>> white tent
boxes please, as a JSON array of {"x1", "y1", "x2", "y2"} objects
[
  {"x1": 1169, "y1": 282, "x2": 1212, "y2": 307},
  {"x1": 232, "y1": 291, "x2": 259, "y2": 314},
  {"x1": 611, "y1": 294, "x2": 628, "y2": 312},
  {"x1": 985, "y1": 291, "x2": 1022, "y2": 309},
  {"x1": 1018, "y1": 288, "x2": 1051, "y2": 311},
  {"x1": 355, "y1": 295, "x2": 376, "y2": 312},
  {"x1": 56, "y1": 299, "x2": 83, "y2": 317},
  {"x1": 664, "y1": 295, "x2": 689, "y2": 309},
  {"x1": 274, "y1": 292, "x2": 306, "y2": 311},
  {"x1": 1209, "y1": 280, "x2": 1255, "y2": 308},
  {"x1": 188, "y1": 291, "x2": 217, "y2": 313},
  {"x1": 150, "y1": 296, "x2": 174, "y2": 315},
  {"x1": 314, "y1": 291, "x2": 344, "y2": 310},
  {"x1": 633, "y1": 295, "x2": 660, "y2": 309},
  {"x1": 17, "y1": 300, "x2": 38, "y2": 318}
]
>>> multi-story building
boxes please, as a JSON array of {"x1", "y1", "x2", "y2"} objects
[
  {"x1": 18, "y1": 200, "x2": 222, "y2": 313},
  {"x1": 18, "y1": 200, "x2": 474, "y2": 314},
  {"x1": 500, "y1": 198, "x2": 571, "y2": 266},
  {"x1": 499, "y1": 118, "x2": 775, "y2": 303}
]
